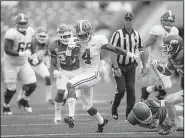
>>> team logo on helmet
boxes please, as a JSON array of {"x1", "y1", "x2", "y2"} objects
[
  {"x1": 57, "y1": 24, "x2": 72, "y2": 45},
  {"x1": 15, "y1": 13, "x2": 28, "y2": 32},
  {"x1": 74, "y1": 20, "x2": 93, "y2": 43},
  {"x1": 36, "y1": 27, "x2": 49, "y2": 44}
]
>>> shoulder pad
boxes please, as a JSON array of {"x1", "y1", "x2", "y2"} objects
[
  {"x1": 4, "y1": 28, "x2": 17, "y2": 40},
  {"x1": 170, "y1": 27, "x2": 179, "y2": 35},
  {"x1": 149, "y1": 25, "x2": 163, "y2": 36}
]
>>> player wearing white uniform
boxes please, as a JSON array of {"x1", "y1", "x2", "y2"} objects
[
  {"x1": 2, "y1": 13, "x2": 37, "y2": 115},
  {"x1": 141, "y1": 10, "x2": 179, "y2": 100},
  {"x1": 17, "y1": 27, "x2": 54, "y2": 105},
  {"x1": 63, "y1": 20, "x2": 141, "y2": 133}
]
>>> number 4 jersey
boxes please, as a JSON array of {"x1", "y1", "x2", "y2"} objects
[
  {"x1": 3, "y1": 27, "x2": 35, "y2": 65},
  {"x1": 69, "y1": 35, "x2": 108, "y2": 71}
]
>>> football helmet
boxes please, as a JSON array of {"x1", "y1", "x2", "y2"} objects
[
  {"x1": 162, "y1": 35, "x2": 183, "y2": 58},
  {"x1": 74, "y1": 20, "x2": 93, "y2": 43},
  {"x1": 57, "y1": 24, "x2": 72, "y2": 45},
  {"x1": 15, "y1": 13, "x2": 28, "y2": 32},
  {"x1": 36, "y1": 27, "x2": 49, "y2": 44},
  {"x1": 161, "y1": 10, "x2": 175, "y2": 31},
  {"x1": 128, "y1": 102, "x2": 153, "y2": 125}
]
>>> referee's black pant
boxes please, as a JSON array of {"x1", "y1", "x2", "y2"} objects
[{"x1": 112, "y1": 61, "x2": 138, "y2": 119}]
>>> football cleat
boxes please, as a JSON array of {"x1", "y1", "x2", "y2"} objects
[
  {"x1": 111, "y1": 106, "x2": 118, "y2": 120},
  {"x1": 158, "y1": 126, "x2": 170, "y2": 135},
  {"x1": 96, "y1": 118, "x2": 108, "y2": 133},
  {"x1": 64, "y1": 116, "x2": 74, "y2": 128},
  {"x1": 18, "y1": 98, "x2": 32, "y2": 113},
  {"x1": 141, "y1": 86, "x2": 149, "y2": 101},
  {"x1": 3, "y1": 107, "x2": 13, "y2": 115},
  {"x1": 54, "y1": 116, "x2": 62, "y2": 124}
]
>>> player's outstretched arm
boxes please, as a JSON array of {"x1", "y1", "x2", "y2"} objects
[{"x1": 101, "y1": 43, "x2": 139, "y2": 59}]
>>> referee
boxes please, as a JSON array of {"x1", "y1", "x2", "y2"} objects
[{"x1": 110, "y1": 11, "x2": 147, "y2": 121}]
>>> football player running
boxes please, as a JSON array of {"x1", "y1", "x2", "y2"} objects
[
  {"x1": 150, "y1": 34, "x2": 184, "y2": 134},
  {"x1": 48, "y1": 24, "x2": 81, "y2": 124},
  {"x1": 64, "y1": 20, "x2": 142, "y2": 133},
  {"x1": 17, "y1": 27, "x2": 54, "y2": 105},
  {"x1": 141, "y1": 10, "x2": 179, "y2": 101},
  {"x1": 2, "y1": 13, "x2": 37, "y2": 115}
]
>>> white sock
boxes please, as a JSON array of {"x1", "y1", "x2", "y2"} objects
[
  {"x1": 68, "y1": 98, "x2": 76, "y2": 119},
  {"x1": 45, "y1": 85, "x2": 52, "y2": 101},
  {"x1": 93, "y1": 112, "x2": 104, "y2": 124},
  {"x1": 54, "y1": 101, "x2": 62, "y2": 119},
  {"x1": 146, "y1": 86, "x2": 154, "y2": 93}
]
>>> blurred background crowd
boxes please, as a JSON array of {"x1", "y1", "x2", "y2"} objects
[{"x1": 1, "y1": 0, "x2": 184, "y2": 79}]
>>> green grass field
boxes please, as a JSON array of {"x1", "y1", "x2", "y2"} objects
[{"x1": 1, "y1": 73, "x2": 183, "y2": 138}]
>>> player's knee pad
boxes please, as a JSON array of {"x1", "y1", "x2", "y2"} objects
[
  {"x1": 23, "y1": 82, "x2": 37, "y2": 96},
  {"x1": 55, "y1": 89, "x2": 65, "y2": 103},
  {"x1": 4, "y1": 89, "x2": 16, "y2": 100},
  {"x1": 163, "y1": 81, "x2": 172, "y2": 90},
  {"x1": 87, "y1": 106, "x2": 97, "y2": 116},
  {"x1": 45, "y1": 76, "x2": 51, "y2": 85}
]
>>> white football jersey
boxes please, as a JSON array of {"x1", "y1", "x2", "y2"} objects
[
  {"x1": 4, "y1": 27, "x2": 35, "y2": 65},
  {"x1": 148, "y1": 25, "x2": 179, "y2": 64},
  {"x1": 75, "y1": 35, "x2": 108, "y2": 71}
]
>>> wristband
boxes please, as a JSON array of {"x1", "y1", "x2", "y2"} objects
[{"x1": 66, "y1": 49, "x2": 72, "y2": 56}]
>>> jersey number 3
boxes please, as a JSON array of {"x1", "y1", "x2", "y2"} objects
[
  {"x1": 82, "y1": 48, "x2": 91, "y2": 64},
  {"x1": 17, "y1": 42, "x2": 31, "y2": 52}
]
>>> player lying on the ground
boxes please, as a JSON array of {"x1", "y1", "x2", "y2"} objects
[
  {"x1": 141, "y1": 10, "x2": 179, "y2": 101},
  {"x1": 150, "y1": 34, "x2": 184, "y2": 134},
  {"x1": 2, "y1": 13, "x2": 37, "y2": 115},
  {"x1": 48, "y1": 24, "x2": 81, "y2": 124},
  {"x1": 63, "y1": 20, "x2": 143, "y2": 133},
  {"x1": 127, "y1": 96, "x2": 183, "y2": 135},
  {"x1": 17, "y1": 26, "x2": 54, "y2": 105}
]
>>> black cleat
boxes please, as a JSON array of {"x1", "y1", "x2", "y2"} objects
[
  {"x1": 18, "y1": 98, "x2": 32, "y2": 113},
  {"x1": 141, "y1": 86, "x2": 149, "y2": 101},
  {"x1": 64, "y1": 116, "x2": 74, "y2": 128},
  {"x1": 111, "y1": 106, "x2": 118, "y2": 120},
  {"x1": 3, "y1": 106, "x2": 12, "y2": 115},
  {"x1": 96, "y1": 118, "x2": 108, "y2": 133}
]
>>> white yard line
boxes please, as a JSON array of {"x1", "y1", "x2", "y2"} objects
[{"x1": 1, "y1": 132, "x2": 160, "y2": 138}]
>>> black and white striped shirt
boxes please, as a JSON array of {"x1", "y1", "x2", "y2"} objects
[{"x1": 110, "y1": 27, "x2": 143, "y2": 65}]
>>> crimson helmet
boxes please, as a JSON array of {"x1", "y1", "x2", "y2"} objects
[
  {"x1": 161, "y1": 10, "x2": 175, "y2": 31},
  {"x1": 15, "y1": 13, "x2": 28, "y2": 32},
  {"x1": 162, "y1": 35, "x2": 183, "y2": 58},
  {"x1": 74, "y1": 20, "x2": 93, "y2": 43},
  {"x1": 127, "y1": 102, "x2": 153, "y2": 125},
  {"x1": 36, "y1": 27, "x2": 49, "y2": 44},
  {"x1": 57, "y1": 24, "x2": 72, "y2": 45}
]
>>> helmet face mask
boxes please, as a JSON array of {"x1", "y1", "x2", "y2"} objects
[
  {"x1": 162, "y1": 35, "x2": 183, "y2": 58},
  {"x1": 75, "y1": 20, "x2": 93, "y2": 43},
  {"x1": 15, "y1": 13, "x2": 28, "y2": 33},
  {"x1": 57, "y1": 24, "x2": 72, "y2": 45},
  {"x1": 36, "y1": 27, "x2": 48, "y2": 44},
  {"x1": 161, "y1": 11, "x2": 175, "y2": 31}
]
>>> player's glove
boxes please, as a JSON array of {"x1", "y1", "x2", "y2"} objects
[
  {"x1": 19, "y1": 50, "x2": 32, "y2": 57},
  {"x1": 53, "y1": 70, "x2": 62, "y2": 78},
  {"x1": 150, "y1": 60, "x2": 160, "y2": 69},
  {"x1": 127, "y1": 52, "x2": 140, "y2": 59}
]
